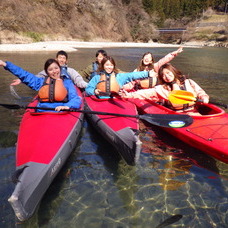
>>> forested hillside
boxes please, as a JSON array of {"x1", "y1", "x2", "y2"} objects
[
  {"x1": 141, "y1": 0, "x2": 225, "y2": 26},
  {"x1": 0, "y1": 0, "x2": 227, "y2": 44}
]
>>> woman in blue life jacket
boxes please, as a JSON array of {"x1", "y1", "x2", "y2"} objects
[
  {"x1": 0, "y1": 59, "x2": 81, "y2": 112},
  {"x1": 85, "y1": 56, "x2": 157, "y2": 98}
]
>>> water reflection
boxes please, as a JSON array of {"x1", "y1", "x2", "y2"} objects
[
  {"x1": 0, "y1": 131, "x2": 17, "y2": 147},
  {"x1": 159, "y1": 158, "x2": 191, "y2": 191}
]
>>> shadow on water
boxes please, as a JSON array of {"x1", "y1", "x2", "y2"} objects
[{"x1": 84, "y1": 117, "x2": 121, "y2": 174}]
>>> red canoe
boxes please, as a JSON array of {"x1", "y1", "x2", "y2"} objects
[
  {"x1": 130, "y1": 99, "x2": 228, "y2": 164},
  {"x1": 84, "y1": 95, "x2": 142, "y2": 165},
  {"x1": 8, "y1": 88, "x2": 84, "y2": 221}
]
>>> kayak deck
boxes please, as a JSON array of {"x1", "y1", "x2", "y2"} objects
[
  {"x1": 84, "y1": 95, "x2": 142, "y2": 165},
  {"x1": 8, "y1": 88, "x2": 84, "y2": 221},
  {"x1": 131, "y1": 99, "x2": 228, "y2": 163}
]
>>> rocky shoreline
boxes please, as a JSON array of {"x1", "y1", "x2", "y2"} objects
[{"x1": 202, "y1": 41, "x2": 228, "y2": 48}]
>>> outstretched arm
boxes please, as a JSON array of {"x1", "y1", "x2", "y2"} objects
[
  {"x1": 171, "y1": 46, "x2": 183, "y2": 56},
  {"x1": 154, "y1": 46, "x2": 183, "y2": 72},
  {"x1": 85, "y1": 75, "x2": 100, "y2": 96},
  {"x1": 9, "y1": 69, "x2": 46, "y2": 86},
  {"x1": 1, "y1": 60, "x2": 44, "y2": 90},
  {"x1": 0, "y1": 60, "x2": 7, "y2": 67}
]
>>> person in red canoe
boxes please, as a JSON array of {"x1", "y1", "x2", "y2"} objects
[
  {"x1": 122, "y1": 46, "x2": 183, "y2": 92},
  {"x1": 79, "y1": 49, "x2": 108, "y2": 82},
  {"x1": 10, "y1": 50, "x2": 88, "y2": 89},
  {"x1": 120, "y1": 63, "x2": 209, "y2": 113},
  {"x1": 0, "y1": 59, "x2": 82, "y2": 112},
  {"x1": 85, "y1": 56, "x2": 157, "y2": 98}
]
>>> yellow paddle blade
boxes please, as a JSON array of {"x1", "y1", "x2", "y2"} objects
[
  {"x1": 170, "y1": 90, "x2": 194, "y2": 97},
  {"x1": 168, "y1": 90, "x2": 196, "y2": 104}
]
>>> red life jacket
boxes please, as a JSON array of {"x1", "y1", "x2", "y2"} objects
[{"x1": 38, "y1": 77, "x2": 68, "y2": 103}]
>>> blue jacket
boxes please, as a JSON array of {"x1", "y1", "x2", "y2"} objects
[
  {"x1": 85, "y1": 71, "x2": 150, "y2": 97},
  {"x1": 5, "y1": 61, "x2": 81, "y2": 110},
  {"x1": 90, "y1": 62, "x2": 99, "y2": 79}
]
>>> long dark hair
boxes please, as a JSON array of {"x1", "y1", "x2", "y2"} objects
[
  {"x1": 44, "y1": 59, "x2": 61, "y2": 75},
  {"x1": 137, "y1": 52, "x2": 155, "y2": 71},
  {"x1": 98, "y1": 56, "x2": 119, "y2": 74},
  {"x1": 158, "y1": 63, "x2": 186, "y2": 84}
]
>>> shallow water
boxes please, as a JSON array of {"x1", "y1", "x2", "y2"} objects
[{"x1": 0, "y1": 47, "x2": 228, "y2": 227}]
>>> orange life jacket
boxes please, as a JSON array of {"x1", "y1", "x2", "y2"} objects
[
  {"x1": 138, "y1": 76, "x2": 158, "y2": 89},
  {"x1": 165, "y1": 100, "x2": 195, "y2": 111},
  {"x1": 96, "y1": 73, "x2": 120, "y2": 93},
  {"x1": 38, "y1": 77, "x2": 68, "y2": 103}
]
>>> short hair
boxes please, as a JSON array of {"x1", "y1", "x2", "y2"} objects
[
  {"x1": 56, "y1": 50, "x2": 68, "y2": 59},
  {"x1": 95, "y1": 49, "x2": 107, "y2": 57},
  {"x1": 44, "y1": 59, "x2": 61, "y2": 75}
]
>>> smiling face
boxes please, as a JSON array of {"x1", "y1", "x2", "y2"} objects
[
  {"x1": 142, "y1": 53, "x2": 153, "y2": 65},
  {"x1": 161, "y1": 68, "x2": 175, "y2": 83},
  {"x1": 47, "y1": 62, "x2": 61, "y2": 79},
  {"x1": 56, "y1": 54, "x2": 67, "y2": 66},
  {"x1": 104, "y1": 60, "x2": 114, "y2": 74},
  {"x1": 97, "y1": 53, "x2": 104, "y2": 64}
]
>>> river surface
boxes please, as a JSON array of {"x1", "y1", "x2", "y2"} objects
[{"x1": 0, "y1": 47, "x2": 228, "y2": 227}]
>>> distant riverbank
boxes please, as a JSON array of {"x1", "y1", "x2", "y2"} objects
[{"x1": 0, "y1": 41, "x2": 204, "y2": 52}]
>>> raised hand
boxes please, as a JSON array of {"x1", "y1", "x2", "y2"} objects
[
  {"x1": 0, "y1": 60, "x2": 7, "y2": 67},
  {"x1": 171, "y1": 46, "x2": 183, "y2": 56},
  {"x1": 10, "y1": 79, "x2": 22, "y2": 86}
]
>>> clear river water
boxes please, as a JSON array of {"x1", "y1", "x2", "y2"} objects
[{"x1": 0, "y1": 46, "x2": 227, "y2": 227}]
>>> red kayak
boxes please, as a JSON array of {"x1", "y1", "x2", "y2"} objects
[
  {"x1": 8, "y1": 88, "x2": 84, "y2": 221},
  {"x1": 130, "y1": 98, "x2": 228, "y2": 164},
  {"x1": 84, "y1": 95, "x2": 142, "y2": 165}
]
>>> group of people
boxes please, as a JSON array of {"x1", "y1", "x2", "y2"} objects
[{"x1": 0, "y1": 46, "x2": 209, "y2": 113}]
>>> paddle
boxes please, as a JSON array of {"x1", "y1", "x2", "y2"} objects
[
  {"x1": 0, "y1": 103, "x2": 193, "y2": 128},
  {"x1": 168, "y1": 90, "x2": 228, "y2": 109},
  {"x1": 155, "y1": 214, "x2": 183, "y2": 228},
  {"x1": 10, "y1": 85, "x2": 22, "y2": 99}
]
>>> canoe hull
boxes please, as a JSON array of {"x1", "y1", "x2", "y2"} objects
[
  {"x1": 131, "y1": 99, "x2": 228, "y2": 163},
  {"x1": 8, "y1": 90, "x2": 84, "y2": 221},
  {"x1": 84, "y1": 96, "x2": 142, "y2": 165}
]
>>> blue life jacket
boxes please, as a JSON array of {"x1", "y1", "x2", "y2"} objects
[
  {"x1": 61, "y1": 65, "x2": 71, "y2": 79},
  {"x1": 90, "y1": 62, "x2": 99, "y2": 80}
]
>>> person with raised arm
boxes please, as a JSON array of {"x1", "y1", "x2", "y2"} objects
[
  {"x1": 123, "y1": 47, "x2": 183, "y2": 92},
  {"x1": 1, "y1": 58, "x2": 81, "y2": 112},
  {"x1": 10, "y1": 50, "x2": 88, "y2": 89},
  {"x1": 121, "y1": 63, "x2": 209, "y2": 113},
  {"x1": 85, "y1": 56, "x2": 157, "y2": 98}
]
